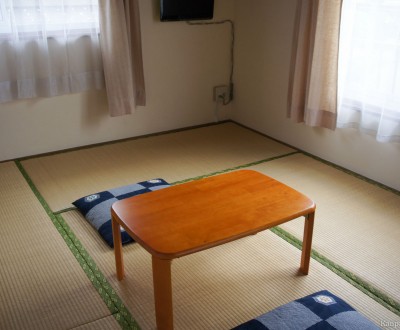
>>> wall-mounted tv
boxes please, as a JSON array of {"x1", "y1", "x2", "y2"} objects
[{"x1": 160, "y1": 0, "x2": 214, "y2": 22}]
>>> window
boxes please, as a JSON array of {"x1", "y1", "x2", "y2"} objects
[
  {"x1": 0, "y1": 0, "x2": 103, "y2": 102},
  {"x1": 338, "y1": 0, "x2": 400, "y2": 142},
  {"x1": 0, "y1": 0, "x2": 100, "y2": 39}
]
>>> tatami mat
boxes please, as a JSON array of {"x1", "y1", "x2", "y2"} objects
[
  {"x1": 63, "y1": 209, "x2": 400, "y2": 329},
  {"x1": 0, "y1": 162, "x2": 115, "y2": 330},
  {"x1": 70, "y1": 316, "x2": 121, "y2": 330},
  {"x1": 21, "y1": 122, "x2": 295, "y2": 212},
  {"x1": 8, "y1": 122, "x2": 400, "y2": 329},
  {"x1": 247, "y1": 153, "x2": 400, "y2": 304}
]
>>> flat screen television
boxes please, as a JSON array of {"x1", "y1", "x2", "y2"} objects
[{"x1": 160, "y1": 0, "x2": 214, "y2": 21}]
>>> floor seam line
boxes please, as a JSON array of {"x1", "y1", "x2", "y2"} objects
[
  {"x1": 14, "y1": 143, "x2": 400, "y2": 321},
  {"x1": 269, "y1": 226, "x2": 400, "y2": 316},
  {"x1": 55, "y1": 213, "x2": 140, "y2": 329},
  {"x1": 171, "y1": 151, "x2": 300, "y2": 185},
  {"x1": 15, "y1": 160, "x2": 140, "y2": 330},
  {"x1": 167, "y1": 152, "x2": 400, "y2": 316},
  {"x1": 52, "y1": 151, "x2": 300, "y2": 214}
]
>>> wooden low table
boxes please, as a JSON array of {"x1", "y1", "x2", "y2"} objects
[{"x1": 111, "y1": 170, "x2": 316, "y2": 330}]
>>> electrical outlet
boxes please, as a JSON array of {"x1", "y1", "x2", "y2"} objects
[{"x1": 213, "y1": 85, "x2": 229, "y2": 103}]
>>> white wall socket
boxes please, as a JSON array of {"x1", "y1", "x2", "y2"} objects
[{"x1": 213, "y1": 85, "x2": 229, "y2": 103}]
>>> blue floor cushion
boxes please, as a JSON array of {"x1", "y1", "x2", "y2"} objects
[
  {"x1": 73, "y1": 179, "x2": 170, "y2": 247},
  {"x1": 232, "y1": 290, "x2": 379, "y2": 330}
]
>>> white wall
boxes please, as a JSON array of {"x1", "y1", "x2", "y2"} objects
[
  {"x1": 0, "y1": 0, "x2": 234, "y2": 161},
  {"x1": 232, "y1": 0, "x2": 400, "y2": 191},
  {"x1": 1, "y1": 0, "x2": 399, "y2": 191}
]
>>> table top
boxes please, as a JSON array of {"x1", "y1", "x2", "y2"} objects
[{"x1": 111, "y1": 170, "x2": 315, "y2": 259}]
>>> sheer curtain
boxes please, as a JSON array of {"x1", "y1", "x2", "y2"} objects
[
  {"x1": 338, "y1": 0, "x2": 400, "y2": 143},
  {"x1": 0, "y1": 0, "x2": 104, "y2": 103},
  {"x1": 287, "y1": 0, "x2": 342, "y2": 130}
]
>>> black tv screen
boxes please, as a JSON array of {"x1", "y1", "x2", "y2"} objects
[{"x1": 160, "y1": 0, "x2": 214, "y2": 21}]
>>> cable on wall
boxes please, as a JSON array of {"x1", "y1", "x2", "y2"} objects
[{"x1": 186, "y1": 19, "x2": 235, "y2": 105}]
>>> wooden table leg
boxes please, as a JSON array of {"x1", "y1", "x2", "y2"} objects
[
  {"x1": 111, "y1": 215, "x2": 125, "y2": 280},
  {"x1": 300, "y1": 211, "x2": 315, "y2": 275},
  {"x1": 152, "y1": 257, "x2": 173, "y2": 330}
]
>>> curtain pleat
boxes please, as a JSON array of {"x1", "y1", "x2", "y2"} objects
[
  {"x1": 98, "y1": 0, "x2": 145, "y2": 117},
  {"x1": 125, "y1": 0, "x2": 146, "y2": 106},
  {"x1": 287, "y1": 0, "x2": 342, "y2": 130}
]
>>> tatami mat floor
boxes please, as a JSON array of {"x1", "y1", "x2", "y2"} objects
[
  {"x1": 21, "y1": 123, "x2": 295, "y2": 212},
  {"x1": 63, "y1": 210, "x2": 399, "y2": 329},
  {"x1": 249, "y1": 153, "x2": 400, "y2": 304},
  {"x1": 1, "y1": 122, "x2": 399, "y2": 329},
  {"x1": 0, "y1": 162, "x2": 119, "y2": 330}
]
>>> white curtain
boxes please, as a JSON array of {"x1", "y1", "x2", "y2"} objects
[
  {"x1": 0, "y1": 0, "x2": 104, "y2": 103},
  {"x1": 338, "y1": 0, "x2": 400, "y2": 143}
]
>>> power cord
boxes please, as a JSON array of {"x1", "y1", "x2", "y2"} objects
[{"x1": 186, "y1": 19, "x2": 234, "y2": 105}]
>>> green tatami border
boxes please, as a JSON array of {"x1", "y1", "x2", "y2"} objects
[
  {"x1": 233, "y1": 121, "x2": 400, "y2": 196},
  {"x1": 173, "y1": 154, "x2": 400, "y2": 316},
  {"x1": 13, "y1": 135, "x2": 400, "y2": 327},
  {"x1": 171, "y1": 151, "x2": 300, "y2": 185},
  {"x1": 53, "y1": 151, "x2": 300, "y2": 215},
  {"x1": 270, "y1": 226, "x2": 400, "y2": 317},
  {"x1": 15, "y1": 160, "x2": 140, "y2": 330}
]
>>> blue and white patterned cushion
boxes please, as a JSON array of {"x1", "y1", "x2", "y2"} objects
[
  {"x1": 233, "y1": 290, "x2": 379, "y2": 330},
  {"x1": 73, "y1": 179, "x2": 170, "y2": 247}
]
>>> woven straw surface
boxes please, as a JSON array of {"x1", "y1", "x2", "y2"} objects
[
  {"x1": 0, "y1": 162, "x2": 113, "y2": 330},
  {"x1": 64, "y1": 208, "x2": 399, "y2": 330},
  {"x1": 249, "y1": 154, "x2": 400, "y2": 304},
  {"x1": 21, "y1": 123, "x2": 294, "y2": 212},
  {"x1": 6, "y1": 122, "x2": 400, "y2": 329}
]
